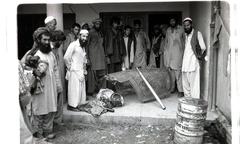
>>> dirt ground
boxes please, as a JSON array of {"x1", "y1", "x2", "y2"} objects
[{"x1": 45, "y1": 121, "x2": 223, "y2": 144}]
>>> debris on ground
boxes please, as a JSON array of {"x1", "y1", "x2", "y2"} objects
[{"x1": 50, "y1": 121, "x2": 223, "y2": 144}]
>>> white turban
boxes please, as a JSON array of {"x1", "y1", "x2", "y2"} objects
[
  {"x1": 80, "y1": 29, "x2": 89, "y2": 35},
  {"x1": 183, "y1": 17, "x2": 192, "y2": 23},
  {"x1": 44, "y1": 16, "x2": 56, "y2": 24}
]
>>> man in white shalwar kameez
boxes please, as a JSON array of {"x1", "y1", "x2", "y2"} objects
[
  {"x1": 64, "y1": 30, "x2": 89, "y2": 111},
  {"x1": 182, "y1": 18, "x2": 206, "y2": 99}
]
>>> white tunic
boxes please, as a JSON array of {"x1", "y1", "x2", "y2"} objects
[
  {"x1": 32, "y1": 50, "x2": 60, "y2": 115},
  {"x1": 182, "y1": 29, "x2": 206, "y2": 72},
  {"x1": 182, "y1": 29, "x2": 206, "y2": 99},
  {"x1": 122, "y1": 37, "x2": 134, "y2": 70},
  {"x1": 64, "y1": 40, "x2": 87, "y2": 107}
]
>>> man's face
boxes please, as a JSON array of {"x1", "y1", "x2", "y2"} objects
[
  {"x1": 94, "y1": 22, "x2": 101, "y2": 30},
  {"x1": 170, "y1": 19, "x2": 176, "y2": 27},
  {"x1": 183, "y1": 21, "x2": 192, "y2": 34},
  {"x1": 79, "y1": 33, "x2": 88, "y2": 47},
  {"x1": 52, "y1": 41, "x2": 63, "y2": 49},
  {"x1": 161, "y1": 28, "x2": 167, "y2": 37},
  {"x1": 112, "y1": 22, "x2": 118, "y2": 29},
  {"x1": 47, "y1": 19, "x2": 57, "y2": 31},
  {"x1": 82, "y1": 24, "x2": 89, "y2": 30},
  {"x1": 72, "y1": 26, "x2": 80, "y2": 36},
  {"x1": 134, "y1": 24, "x2": 140, "y2": 32},
  {"x1": 39, "y1": 34, "x2": 51, "y2": 53},
  {"x1": 124, "y1": 28, "x2": 131, "y2": 36},
  {"x1": 40, "y1": 34, "x2": 50, "y2": 47}
]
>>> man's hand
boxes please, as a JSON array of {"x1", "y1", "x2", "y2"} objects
[
  {"x1": 106, "y1": 56, "x2": 111, "y2": 64},
  {"x1": 33, "y1": 69, "x2": 42, "y2": 77}
]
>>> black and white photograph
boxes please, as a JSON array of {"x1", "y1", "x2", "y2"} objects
[{"x1": 1, "y1": 0, "x2": 240, "y2": 144}]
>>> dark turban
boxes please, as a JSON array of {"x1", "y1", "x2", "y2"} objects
[{"x1": 32, "y1": 27, "x2": 50, "y2": 42}]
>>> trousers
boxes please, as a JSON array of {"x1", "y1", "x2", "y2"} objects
[{"x1": 182, "y1": 67, "x2": 200, "y2": 98}]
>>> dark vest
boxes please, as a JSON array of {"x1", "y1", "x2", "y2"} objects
[{"x1": 190, "y1": 30, "x2": 206, "y2": 61}]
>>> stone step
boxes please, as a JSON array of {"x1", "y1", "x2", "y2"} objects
[{"x1": 63, "y1": 94, "x2": 218, "y2": 126}]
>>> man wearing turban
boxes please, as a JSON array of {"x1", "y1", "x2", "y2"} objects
[
  {"x1": 28, "y1": 27, "x2": 62, "y2": 139},
  {"x1": 86, "y1": 18, "x2": 107, "y2": 96}
]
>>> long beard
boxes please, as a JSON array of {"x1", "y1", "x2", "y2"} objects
[
  {"x1": 80, "y1": 39, "x2": 88, "y2": 48},
  {"x1": 39, "y1": 43, "x2": 51, "y2": 54},
  {"x1": 185, "y1": 28, "x2": 192, "y2": 34},
  {"x1": 94, "y1": 26, "x2": 101, "y2": 31}
]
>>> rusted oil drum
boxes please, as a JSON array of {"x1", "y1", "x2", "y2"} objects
[{"x1": 174, "y1": 97, "x2": 208, "y2": 144}]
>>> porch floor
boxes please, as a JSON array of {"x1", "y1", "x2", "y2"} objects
[{"x1": 63, "y1": 88, "x2": 218, "y2": 125}]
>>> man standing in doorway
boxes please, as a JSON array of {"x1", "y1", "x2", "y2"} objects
[
  {"x1": 148, "y1": 24, "x2": 162, "y2": 68},
  {"x1": 86, "y1": 18, "x2": 107, "y2": 96},
  {"x1": 164, "y1": 18, "x2": 184, "y2": 97},
  {"x1": 122, "y1": 25, "x2": 135, "y2": 70},
  {"x1": 133, "y1": 20, "x2": 151, "y2": 68},
  {"x1": 182, "y1": 17, "x2": 206, "y2": 99},
  {"x1": 64, "y1": 30, "x2": 89, "y2": 111},
  {"x1": 63, "y1": 23, "x2": 81, "y2": 55},
  {"x1": 105, "y1": 17, "x2": 126, "y2": 73}
]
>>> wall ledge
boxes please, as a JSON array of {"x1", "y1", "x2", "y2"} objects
[{"x1": 215, "y1": 108, "x2": 232, "y2": 144}]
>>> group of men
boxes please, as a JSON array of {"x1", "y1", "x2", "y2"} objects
[
  {"x1": 19, "y1": 15, "x2": 206, "y2": 143},
  {"x1": 149, "y1": 17, "x2": 206, "y2": 99}
]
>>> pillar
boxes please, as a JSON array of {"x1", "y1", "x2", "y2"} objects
[
  {"x1": 46, "y1": 4, "x2": 63, "y2": 30},
  {"x1": 46, "y1": 4, "x2": 66, "y2": 122}
]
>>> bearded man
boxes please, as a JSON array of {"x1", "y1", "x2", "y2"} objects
[
  {"x1": 182, "y1": 17, "x2": 206, "y2": 99},
  {"x1": 86, "y1": 18, "x2": 107, "y2": 95},
  {"x1": 64, "y1": 30, "x2": 89, "y2": 111},
  {"x1": 50, "y1": 30, "x2": 66, "y2": 124},
  {"x1": 30, "y1": 27, "x2": 62, "y2": 139},
  {"x1": 164, "y1": 18, "x2": 185, "y2": 97}
]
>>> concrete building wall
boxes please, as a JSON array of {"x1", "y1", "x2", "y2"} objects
[
  {"x1": 189, "y1": 1, "x2": 211, "y2": 102},
  {"x1": 63, "y1": 2, "x2": 190, "y2": 25},
  {"x1": 215, "y1": 1, "x2": 231, "y2": 121},
  {"x1": 17, "y1": 3, "x2": 190, "y2": 24},
  {"x1": 189, "y1": 1, "x2": 231, "y2": 120}
]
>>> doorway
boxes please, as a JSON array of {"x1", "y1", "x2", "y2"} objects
[
  {"x1": 148, "y1": 12, "x2": 182, "y2": 40},
  {"x1": 17, "y1": 13, "x2": 76, "y2": 59},
  {"x1": 100, "y1": 11, "x2": 182, "y2": 65}
]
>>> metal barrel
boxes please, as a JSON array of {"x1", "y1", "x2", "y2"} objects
[{"x1": 174, "y1": 97, "x2": 208, "y2": 144}]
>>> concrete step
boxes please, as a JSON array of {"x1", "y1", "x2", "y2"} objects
[{"x1": 63, "y1": 93, "x2": 218, "y2": 126}]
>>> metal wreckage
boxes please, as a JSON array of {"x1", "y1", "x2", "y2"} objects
[
  {"x1": 78, "y1": 68, "x2": 172, "y2": 117},
  {"x1": 105, "y1": 68, "x2": 171, "y2": 109}
]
